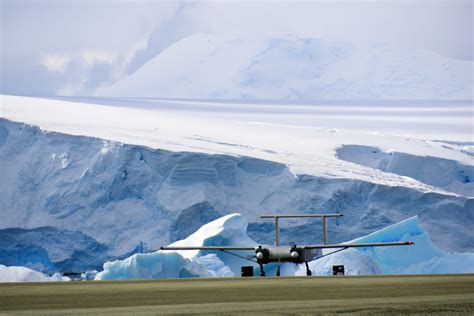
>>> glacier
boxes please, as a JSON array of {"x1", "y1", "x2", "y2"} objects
[
  {"x1": 97, "y1": 213, "x2": 474, "y2": 280},
  {"x1": 0, "y1": 116, "x2": 472, "y2": 275},
  {"x1": 0, "y1": 94, "x2": 472, "y2": 276}
]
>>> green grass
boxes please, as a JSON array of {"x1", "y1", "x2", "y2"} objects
[{"x1": 1, "y1": 274, "x2": 473, "y2": 315}]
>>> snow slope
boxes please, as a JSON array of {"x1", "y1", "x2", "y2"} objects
[
  {"x1": 97, "y1": 34, "x2": 474, "y2": 100},
  {"x1": 97, "y1": 214, "x2": 474, "y2": 280},
  {"x1": 0, "y1": 264, "x2": 69, "y2": 283},
  {"x1": 0, "y1": 95, "x2": 472, "y2": 273}
]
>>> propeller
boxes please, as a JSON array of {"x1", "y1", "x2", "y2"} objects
[{"x1": 255, "y1": 245, "x2": 264, "y2": 260}]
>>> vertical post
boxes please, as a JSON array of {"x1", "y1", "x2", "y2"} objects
[
  {"x1": 322, "y1": 216, "x2": 327, "y2": 244},
  {"x1": 274, "y1": 216, "x2": 280, "y2": 246}
]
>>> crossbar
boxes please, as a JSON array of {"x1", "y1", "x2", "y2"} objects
[
  {"x1": 260, "y1": 214, "x2": 343, "y2": 218},
  {"x1": 260, "y1": 213, "x2": 343, "y2": 245}
]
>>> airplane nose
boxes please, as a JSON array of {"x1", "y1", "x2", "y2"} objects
[
  {"x1": 290, "y1": 251, "x2": 299, "y2": 258},
  {"x1": 256, "y1": 252, "x2": 264, "y2": 260}
]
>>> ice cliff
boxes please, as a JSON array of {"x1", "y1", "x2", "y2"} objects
[
  {"x1": 0, "y1": 118, "x2": 472, "y2": 275},
  {"x1": 0, "y1": 226, "x2": 110, "y2": 274}
]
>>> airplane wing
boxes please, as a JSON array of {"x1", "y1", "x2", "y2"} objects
[
  {"x1": 160, "y1": 246, "x2": 256, "y2": 251},
  {"x1": 303, "y1": 241, "x2": 414, "y2": 249}
]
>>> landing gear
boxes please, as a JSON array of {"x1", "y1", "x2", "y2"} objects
[
  {"x1": 305, "y1": 262, "x2": 312, "y2": 276},
  {"x1": 259, "y1": 263, "x2": 266, "y2": 277},
  {"x1": 276, "y1": 265, "x2": 281, "y2": 277}
]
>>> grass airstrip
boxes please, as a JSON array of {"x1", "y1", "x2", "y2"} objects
[{"x1": 0, "y1": 274, "x2": 473, "y2": 315}]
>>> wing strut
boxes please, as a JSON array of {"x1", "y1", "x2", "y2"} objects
[
  {"x1": 308, "y1": 247, "x2": 349, "y2": 262},
  {"x1": 221, "y1": 249, "x2": 257, "y2": 264}
]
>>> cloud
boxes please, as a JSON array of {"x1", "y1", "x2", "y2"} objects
[
  {"x1": 38, "y1": 50, "x2": 120, "y2": 95},
  {"x1": 40, "y1": 54, "x2": 71, "y2": 73},
  {"x1": 1, "y1": 1, "x2": 189, "y2": 95},
  {"x1": 81, "y1": 51, "x2": 118, "y2": 67}
]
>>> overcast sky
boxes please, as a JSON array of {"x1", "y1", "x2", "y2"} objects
[{"x1": 1, "y1": 0, "x2": 472, "y2": 96}]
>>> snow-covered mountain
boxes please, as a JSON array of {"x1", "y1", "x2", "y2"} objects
[
  {"x1": 0, "y1": 95, "x2": 472, "y2": 275},
  {"x1": 97, "y1": 34, "x2": 473, "y2": 100}
]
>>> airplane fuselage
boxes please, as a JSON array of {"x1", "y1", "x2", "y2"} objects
[{"x1": 254, "y1": 246, "x2": 321, "y2": 264}]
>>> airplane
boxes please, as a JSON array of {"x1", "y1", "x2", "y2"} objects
[{"x1": 161, "y1": 213, "x2": 414, "y2": 277}]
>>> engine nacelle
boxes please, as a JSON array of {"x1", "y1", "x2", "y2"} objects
[{"x1": 255, "y1": 246, "x2": 315, "y2": 263}]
